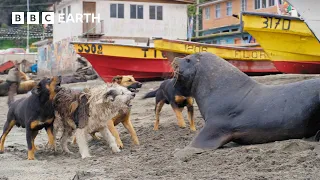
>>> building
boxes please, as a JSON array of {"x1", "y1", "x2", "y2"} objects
[
  {"x1": 195, "y1": 0, "x2": 283, "y2": 44},
  {"x1": 53, "y1": 0, "x2": 194, "y2": 43}
]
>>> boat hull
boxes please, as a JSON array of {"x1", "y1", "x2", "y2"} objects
[
  {"x1": 273, "y1": 61, "x2": 320, "y2": 74},
  {"x1": 155, "y1": 39, "x2": 279, "y2": 74},
  {"x1": 241, "y1": 12, "x2": 320, "y2": 74},
  {"x1": 79, "y1": 53, "x2": 173, "y2": 82}
]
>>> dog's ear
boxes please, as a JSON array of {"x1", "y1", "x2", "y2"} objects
[
  {"x1": 112, "y1": 76, "x2": 123, "y2": 84},
  {"x1": 105, "y1": 89, "x2": 119, "y2": 101}
]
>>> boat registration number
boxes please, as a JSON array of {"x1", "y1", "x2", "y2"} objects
[
  {"x1": 77, "y1": 44, "x2": 103, "y2": 54},
  {"x1": 261, "y1": 17, "x2": 291, "y2": 30}
]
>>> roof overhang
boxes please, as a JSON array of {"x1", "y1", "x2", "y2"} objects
[{"x1": 198, "y1": 0, "x2": 226, "y2": 7}]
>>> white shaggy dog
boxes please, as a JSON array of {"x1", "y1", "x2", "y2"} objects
[{"x1": 53, "y1": 83, "x2": 135, "y2": 159}]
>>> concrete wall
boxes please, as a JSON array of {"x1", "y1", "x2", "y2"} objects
[
  {"x1": 53, "y1": 0, "x2": 189, "y2": 42},
  {"x1": 37, "y1": 36, "x2": 79, "y2": 77}
]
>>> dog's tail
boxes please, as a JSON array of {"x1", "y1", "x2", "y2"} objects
[
  {"x1": 142, "y1": 89, "x2": 158, "y2": 99},
  {"x1": 7, "y1": 83, "x2": 18, "y2": 107}
]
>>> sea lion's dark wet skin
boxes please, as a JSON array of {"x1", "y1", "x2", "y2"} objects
[{"x1": 173, "y1": 52, "x2": 320, "y2": 150}]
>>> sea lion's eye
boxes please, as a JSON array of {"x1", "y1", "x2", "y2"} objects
[{"x1": 186, "y1": 59, "x2": 191, "y2": 63}]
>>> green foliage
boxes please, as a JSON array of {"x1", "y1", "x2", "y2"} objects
[
  {"x1": 0, "y1": 38, "x2": 40, "y2": 50},
  {"x1": 188, "y1": 0, "x2": 211, "y2": 16},
  {"x1": 0, "y1": 0, "x2": 58, "y2": 25},
  {"x1": 1, "y1": 23, "x2": 8, "y2": 28}
]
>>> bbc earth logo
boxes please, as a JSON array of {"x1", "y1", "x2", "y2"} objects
[{"x1": 12, "y1": 12, "x2": 101, "y2": 24}]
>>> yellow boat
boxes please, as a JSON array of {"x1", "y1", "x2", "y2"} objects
[
  {"x1": 153, "y1": 38, "x2": 279, "y2": 73},
  {"x1": 70, "y1": 42, "x2": 171, "y2": 82},
  {"x1": 241, "y1": 11, "x2": 320, "y2": 74}
]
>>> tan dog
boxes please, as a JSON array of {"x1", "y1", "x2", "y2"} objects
[{"x1": 86, "y1": 75, "x2": 142, "y2": 149}]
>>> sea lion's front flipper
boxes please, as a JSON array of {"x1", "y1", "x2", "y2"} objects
[{"x1": 174, "y1": 120, "x2": 232, "y2": 161}]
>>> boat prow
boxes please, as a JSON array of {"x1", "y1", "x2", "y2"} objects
[{"x1": 70, "y1": 42, "x2": 173, "y2": 82}]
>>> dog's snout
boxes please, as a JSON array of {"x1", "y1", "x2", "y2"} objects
[{"x1": 132, "y1": 93, "x2": 136, "y2": 97}]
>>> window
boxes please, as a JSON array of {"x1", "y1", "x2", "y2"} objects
[
  {"x1": 205, "y1": 7, "x2": 210, "y2": 19},
  {"x1": 241, "y1": 0, "x2": 247, "y2": 11},
  {"x1": 269, "y1": 0, "x2": 275, "y2": 6},
  {"x1": 262, "y1": 0, "x2": 267, "y2": 8},
  {"x1": 226, "y1": 1, "x2": 232, "y2": 16},
  {"x1": 68, "y1": 5, "x2": 71, "y2": 16},
  {"x1": 255, "y1": 0, "x2": 274, "y2": 9},
  {"x1": 157, "y1": 6, "x2": 163, "y2": 20},
  {"x1": 149, "y1": 5, "x2": 163, "y2": 20},
  {"x1": 215, "y1": 3, "x2": 221, "y2": 18},
  {"x1": 255, "y1": 0, "x2": 261, "y2": 9},
  {"x1": 110, "y1": 4, "x2": 124, "y2": 18},
  {"x1": 130, "y1": 5, "x2": 143, "y2": 19}
]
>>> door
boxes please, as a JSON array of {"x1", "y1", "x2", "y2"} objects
[{"x1": 83, "y1": 2, "x2": 96, "y2": 34}]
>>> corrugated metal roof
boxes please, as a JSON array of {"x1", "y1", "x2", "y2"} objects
[{"x1": 287, "y1": 0, "x2": 320, "y2": 43}]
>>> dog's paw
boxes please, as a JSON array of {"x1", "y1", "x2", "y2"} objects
[
  {"x1": 190, "y1": 126, "x2": 196, "y2": 132},
  {"x1": 111, "y1": 146, "x2": 121, "y2": 153},
  {"x1": 116, "y1": 140, "x2": 124, "y2": 149},
  {"x1": 45, "y1": 143, "x2": 57, "y2": 152},
  {"x1": 178, "y1": 122, "x2": 186, "y2": 128},
  {"x1": 63, "y1": 148, "x2": 74, "y2": 154}
]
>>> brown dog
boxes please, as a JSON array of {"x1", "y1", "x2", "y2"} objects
[
  {"x1": 108, "y1": 75, "x2": 142, "y2": 148},
  {"x1": 74, "y1": 75, "x2": 142, "y2": 149}
]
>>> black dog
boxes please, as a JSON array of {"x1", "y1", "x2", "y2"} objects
[
  {"x1": 0, "y1": 76, "x2": 61, "y2": 160},
  {"x1": 142, "y1": 79, "x2": 196, "y2": 131}
]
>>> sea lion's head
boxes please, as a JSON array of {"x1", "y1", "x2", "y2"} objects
[{"x1": 172, "y1": 53, "x2": 201, "y2": 93}]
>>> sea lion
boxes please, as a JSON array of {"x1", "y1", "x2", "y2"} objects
[{"x1": 172, "y1": 52, "x2": 320, "y2": 152}]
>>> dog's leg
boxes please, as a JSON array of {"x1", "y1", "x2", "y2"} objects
[
  {"x1": 107, "y1": 120, "x2": 123, "y2": 149},
  {"x1": 154, "y1": 100, "x2": 165, "y2": 131},
  {"x1": 122, "y1": 116, "x2": 139, "y2": 145},
  {"x1": 75, "y1": 128, "x2": 91, "y2": 158},
  {"x1": 0, "y1": 119, "x2": 16, "y2": 153},
  {"x1": 99, "y1": 127, "x2": 120, "y2": 153},
  {"x1": 31, "y1": 130, "x2": 39, "y2": 152},
  {"x1": 26, "y1": 129, "x2": 35, "y2": 160},
  {"x1": 45, "y1": 124, "x2": 56, "y2": 151},
  {"x1": 61, "y1": 126, "x2": 73, "y2": 154},
  {"x1": 171, "y1": 103, "x2": 186, "y2": 128},
  {"x1": 186, "y1": 97, "x2": 196, "y2": 131}
]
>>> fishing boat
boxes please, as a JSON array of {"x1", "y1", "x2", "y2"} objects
[
  {"x1": 240, "y1": 11, "x2": 320, "y2": 74},
  {"x1": 153, "y1": 38, "x2": 279, "y2": 74},
  {"x1": 70, "y1": 42, "x2": 172, "y2": 82},
  {"x1": 286, "y1": 0, "x2": 320, "y2": 42}
]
